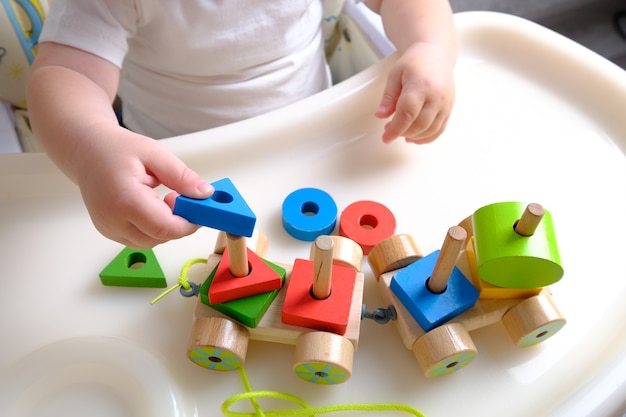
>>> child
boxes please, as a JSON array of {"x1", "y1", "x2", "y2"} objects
[{"x1": 27, "y1": 0, "x2": 457, "y2": 249}]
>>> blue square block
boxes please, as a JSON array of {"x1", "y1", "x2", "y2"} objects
[
  {"x1": 173, "y1": 177, "x2": 256, "y2": 237},
  {"x1": 390, "y1": 250, "x2": 479, "y2": 332}
]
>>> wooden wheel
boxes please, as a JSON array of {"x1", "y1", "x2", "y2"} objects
[
  {"x1": 502, "y1": 294, "x2": 566, "y2": 347},
  {"x1": 293, "y1": 332, "x2": 354, "y2": 385},
  {"x1": 412, "y1": 323, "x2": 477, "y2": 378},
  {"x1": 367, "y1": 234, "x2": 423, "y2": 279},
  {"x1": 187, "y1": 317, "x2": 249, "y2": 371}
]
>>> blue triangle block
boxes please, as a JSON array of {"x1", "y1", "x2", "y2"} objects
[{"x1": 173, "y1": 177, "x2": 256, "y2": 237}]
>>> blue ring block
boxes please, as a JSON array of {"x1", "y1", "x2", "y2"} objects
[
  {"x1": 173, "y1": 177, "x2": 256, "y2": 237},
  {"x1": 390, "y1": 250, "x2": 479, "y2": 332},
  {"x1": 281, "y1": 187, "x2": 337, "y2": 241}
]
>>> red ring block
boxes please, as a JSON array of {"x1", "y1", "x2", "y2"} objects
[
  {"x1": 282, "y1": 258, "x2": 357, "y2": 335},
  {"x1": 208, "y1": 247, "x2": 283, "y2": 304},
  {"x1": 339, "y1": 200, "x2": 396, "y2": 255}
]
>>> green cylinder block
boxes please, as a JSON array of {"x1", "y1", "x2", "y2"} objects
[{"x1": 472, "y1": 202, "x2": 563, "y2": 289}]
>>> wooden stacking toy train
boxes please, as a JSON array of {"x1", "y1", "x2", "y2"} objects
[
  {"x1": 368, "y1": 202, "x2": 565, "y2": 377},
  {"x1": 99, "y1": 178, "x2": 565, "y2": 383}
]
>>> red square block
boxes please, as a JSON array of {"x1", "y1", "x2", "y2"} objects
[
  {"x1": 282, "y1": 258, "x2": 357, "y2": 335},
  {"x1": 209, "y1": 247, "x2": 283, "y2": 304}
]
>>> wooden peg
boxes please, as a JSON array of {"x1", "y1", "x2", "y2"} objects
[
  {"x1": 312, "y1": 235, "x2": 334, "y2": 300},
  {"x1": 514, "y1": 203, "x2": 544, "y2": 237},
  {"x1": 214, "y1": 230, "x2": 269, "y2": 257},
  {"x1": 309, "y1": 235, "x2": 363, "y2": 271},
  {"x1": 213, "y1": 231, "x2": 229, "y2": 254},
  {"x1": 226, "y1": 233, "x2": 249, "y2": 277},
  {"x1": 428, "y1": 226, "x2": 467, "y2": 294}
]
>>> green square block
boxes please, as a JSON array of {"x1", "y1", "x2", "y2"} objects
[
  {"x1": 99, "y1": 247, "x2": 167, "y2": 288},
  {"x1": 200, "y1": 258, "x2": 285, "y2": 328}
]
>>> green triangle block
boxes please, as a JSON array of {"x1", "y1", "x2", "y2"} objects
[
  {"x1": 99, "y1": 247, "x2": 167, "y2": 288},
  {"x1": 200, "y1": 258, "x2": 286, "y2": 328}
]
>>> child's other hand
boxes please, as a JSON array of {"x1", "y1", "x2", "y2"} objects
[
  {"x1": 375, "y1": 42, "x2": 455, "y2": 144},
  {"x1": 77, "y1": 130, "x2": 213, "y2": 248}
]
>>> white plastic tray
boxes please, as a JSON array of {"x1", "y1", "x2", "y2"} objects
[{"x1": 1, "y1": 11, "x2": 626, "y2": 417}]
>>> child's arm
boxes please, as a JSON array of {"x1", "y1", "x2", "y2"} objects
[
  {"x1": 27, "y1": 42, "x2": 213, "y2": 248},
  {"x1": 365, "y1": 0, "x2": 457, "y2": 144}
]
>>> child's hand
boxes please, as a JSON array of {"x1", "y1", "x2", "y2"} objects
[
  {"x1": 28, "y1": 43, "x2": 213, "y2": 249},
  {"x1": 76, "y1": 129, "x2": 213, "y2": 249},
  {"x1": 375, "y1": 42, "x2": 455, "y2": 144}
]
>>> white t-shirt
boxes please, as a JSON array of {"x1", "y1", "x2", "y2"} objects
[{"x1": 40, "y1": 0, "x2": 330, "y2": 138}]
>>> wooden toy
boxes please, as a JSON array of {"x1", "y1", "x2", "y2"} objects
[
  {"x1": 311, "y1": 235, "x2": 334, "y2": 299},
  {"x1": 207, "y1": 234, "x2": 283, "y2": 304},
  {"x1": 187, "y1": 234, "x2": 365, "y2": 384},
  {"x1": 213, "y1": 229, "x2": 269, "y2": 257},
  {"x1": 99, "y1": 247, "x2": 167, "y2": 288},
  {"x1": 412, "y1": 323, "x2": 477, "y2": 378},
  {"x1": 368, "y1": 234, "x2": 423, "y2": 278},
  {"x1": 199, "y1": 255, "x2": 286, "y2": 328},
  {"x1": 472, "y1": 202, "x2": 563, "y2": 288},
  {"x1": 151, "y1": 194, "x2": 566, "y2": 383},
  {"x1": 188, "y1": 316, "x2": 249, "y2": 371},
  {"x1": 339, "y1": 200, "x2": 396, "y2": 255},
  {"x1": 282, "y1": 236, "x2": 359, "y2": 334},
  {"x1": 281, "y1": 187, "x2": 337, "y2": 241},
  {"x1": 465, "y1": 236, "x2": 543, "y2": 299},
  {"x1": 367, "y1": 202, "x2": 566, "y2": 378},
  {"x1": 293, "y1": 331, "x2": 355, "y2": 385},
  {"x1": 311, "y1": 235, "x2": 363, "y2": 272},
  {"x1": 500, "y1": 294, "x2": 566, "y2": 347},
  {"x1": 389, "y1": 227, "x2": 479, "y2": 332},
  {"x1": 173, "y1": 177, "x2": 256, "y2": 237}
]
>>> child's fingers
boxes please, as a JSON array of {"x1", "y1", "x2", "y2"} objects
[
  {"x1": 382, "y1": 86, "x2": 426, "y2": 143},
  {"x1": 405, "y1": 114, "x2": 450, "y2": 145},
  {"x1": 143, "y1": 145, "x2": 213, "y2": 199},
  {"x1": 163, "y1": 191, "x2": 179, "y2": 211},
  {"x1": 114, "y1": 225, "x2": 167, "y2": 250},
  {"x1": 375, "y1": 68, "x2": 403, "y2": 119},
  {"x1": 125, "y1": 191, "x2": 201, "y2": 247},
  {"x1": 402, "y1": 101, "x2": 440, "y2": 138},
  {"x1": 97, "y1": 184, "x2": 200, "y2": 249}
]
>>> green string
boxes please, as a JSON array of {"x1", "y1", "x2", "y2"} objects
[
  {"x1": 221, "y1": 366, "x2": 427, "y2": 417},
  {"x1": 150, "y1": 258, "x2": 207, "y2": 304}
]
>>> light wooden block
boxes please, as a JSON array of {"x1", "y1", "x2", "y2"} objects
[{"x1": 368, "y1": 234, "x2": 423, "y2": 279}]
